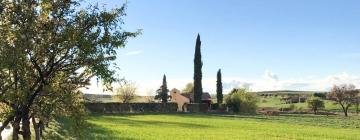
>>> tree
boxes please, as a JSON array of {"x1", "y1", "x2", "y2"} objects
[
  {"x1": 216, "y1": 69, "x2": 223, "y2": 104},
  {"x1": 313, "y1": 92, "x2": 327, "y2": 99},
  {"x1": 193, "y1": 34, "x2": 203, "y2": 103},
  {"x1": 328, "y1": 84, "x2": 359, "y2": 117},
  {"x1": 0, "y1": 1, "x2": 139, "y2": 139},
  {"x1": 155, "y1": 75, "x2": 169, "y2": 103},
  {"x1": 30, "y1": 73, "x2": 87, "y2": 140},
  {"x1": 182, "y1": 82, "x2": 193, "y2": 93},
  {"x1": 225, "y1": 88, "x2": 258, "y2": 114},
  {"x1": 307, "y1": 97, "x2": 325, "y2": 114},
  {"x1": 116, "y1": 81, "x2": 137, "y2": 103},
  {"x1": 145, "y1": 89, "x2": 155, "y2": 103}
]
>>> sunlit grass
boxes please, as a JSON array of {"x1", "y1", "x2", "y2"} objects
[{"x1": 57, "y1": 113, "x2": 360, "y2": 140}]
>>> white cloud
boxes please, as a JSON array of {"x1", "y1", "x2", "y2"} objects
[{"x1": 124, "y1": 50, "x2": 143, "y2": 56}]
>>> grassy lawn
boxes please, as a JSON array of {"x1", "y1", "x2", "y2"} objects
[{"x1": 54, "y1": 113, "x2": 360, "y2": 140}]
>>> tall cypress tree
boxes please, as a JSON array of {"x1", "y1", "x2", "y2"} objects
[
  {"x1": 216, "y1": 69, "x2": 223, "y2": 104},
  {"x1": 194, "y1": 34, "x2": 203, "y2": 103},
  {"x1": 155, "y1": 74, "x2": 169, "y2": 103}
]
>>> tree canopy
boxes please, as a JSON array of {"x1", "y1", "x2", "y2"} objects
[
  {"x1": 155, "y1": 74, "x2": 169, "y2": 103},
  {"x1": 328, "y1": 84, "x2": 359, "y2": 117},
  {"x1": 0, "y1": 1, "x2": 139, "y2": 139},
  {"x1": 182, "y1": 82, "x2": 193, "y2": 93}
]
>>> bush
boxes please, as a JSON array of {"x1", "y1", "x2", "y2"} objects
[
  {"x1": 307, "y1": 97, "x2": 325, "y2": 114},
  {"x1": 313, "y1": 92, "x2": 327, "y2": 99},
  {"x1": 289, "y1": 103, "x2": 296, "y2": 111},
  {"x1": 225, "y1": 88, "x2": 258, "y2": 114}
]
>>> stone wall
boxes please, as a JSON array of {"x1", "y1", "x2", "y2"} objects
[
  {"x1": 84, "y1": 103, "x2": 178, "y2": 114},
  {"x1": 84, "y1": 103, "x2": 211, "y2": 114},
  {"x1": 187, "y1": 103, "x2": 209, "y2": 113}
]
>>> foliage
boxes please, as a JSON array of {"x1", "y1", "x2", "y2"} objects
[
  {"x1": 216, "y1": 69, "x2": 223, "y2": 104},
  {"x1": 155, "y1": 75, "x2": 169, "y2": 103},
  {"x1": 313, "y1": 92, "x2": 327, "y2": 99},
  {"x1": 193, "y1": 34, "x2": 203, "y2": 103},
  {"x1": 225, "y1": 88, "x2": 258, "y2": 114},
  {"x1": 328, "y1": 84, "x2": 359, "y2": 116},
  {"x1": 307, "y1": 97, "x2": 325, "y2": 114},
  {"x1": 0, "y1": 0, "x2": 139, "y2": 139},
  {"x1": 115, "y1": 81, "x2": 137, "y2": 103},
  {"x1": 182, "y1": 83, "x2": 193, "y2": 93},
  {"x1": 145, "y1": 89, "x2": 156, "y2": 103},
  {"x1": 289, "y1": 103, "x2": 296, "y2": 111},
  {"x1": 58, "y1": 114, "x2": 360, "y2": 140}
]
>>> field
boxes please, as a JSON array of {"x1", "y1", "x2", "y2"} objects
[
  {"x1": 258, "y1": 96, "x2": 358, "y2": 113},
  {"x1": 51, "y1": 113, "x2": 360, "y2": 140}
]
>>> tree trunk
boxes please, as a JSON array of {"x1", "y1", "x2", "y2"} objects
[
  {"x1": 22, "y1": 113, "x2": 31, "y2": 140},
  {"x1": 21, "y1": 114, "x2": 31, "y2": 140},
  {"x1": 345, "y1": 105, "x2": 350, "y2": 117},
  {"x1": 32, "y1": 117, "x2": 41, "y2": 140},
  {"x1": 340, "y1": 104, "x2": 348, "y2": 117},
  {"x1": 344, "y1": 109, "x2": 348, "y2": 117},
  {"x1": 39, "y1": 120, "x2": 44, "y2": 138},
  {"x1": 12, "y1": 116, "x2": 21, "y2": 140}
]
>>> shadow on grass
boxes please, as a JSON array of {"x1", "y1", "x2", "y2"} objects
[
  {"x1": 89, "y1": 115, "x2": 210, "y2": 129},
  {"x1": 53, "y1": 117, "x2": 136, "y2": 140},
  {"x1": 80, "y1": 123, "x2": 136, "y2": 140}
]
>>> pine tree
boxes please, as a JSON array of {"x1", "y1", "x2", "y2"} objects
[
  {"x1": 217, "y1": 69, "x2": 223, "y2": 104},
  {"x1": 155, "y1": 74, "x2": 169, "y2": 103},
  {"x1": 194, "y1": 34, "x2": 203, "y2": 103}
]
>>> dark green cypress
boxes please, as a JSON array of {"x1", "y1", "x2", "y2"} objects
[
  {"x1": 193, "y1": 34, "x2": 203, "y2": 103},
  {"x1": 216, "y1": 69, "x2": 223, "y2": 104},
  {"x1": 155, "y1": 74, "x2": 169, "y2": 103}
]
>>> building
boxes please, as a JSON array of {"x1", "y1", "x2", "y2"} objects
[{"x1": 181, "y1": 92, "x2": 212, "y2": 105}]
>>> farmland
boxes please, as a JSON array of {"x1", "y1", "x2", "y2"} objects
[{"x1": 49, "y1": 114, "x2": 360, "y2": 140}]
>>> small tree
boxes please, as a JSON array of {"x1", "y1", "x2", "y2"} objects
[
  {"x1": 225, "y1": 88, "x2": 258, "y2": 114},
  {"x1": 182, "y1": 82, "x2": 194, "y2": 93},
  {"x1": 155, "y1": 75, "x2": 169, "y2": 103},
  {"x1": 328, "y1": 84, "x2": 359, "y2": 117},
  {"x1": 307, "y1": 97, "x2": 325, "y2": 114},
  {"x1": 313, "y1": 92, "x2": 327, "y2": 99},
  {"x1": 116, "y1": 81, "x2": 137, "y2": 103},
  {"x1": 145, "y1": 89, "x2": 155, "y2": 103}
]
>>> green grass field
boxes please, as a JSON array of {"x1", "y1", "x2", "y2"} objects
[
  {"x1": 52, "y1": 113, "x2": 360, "y2": 140},
  {"x1": 259, "y1": 97, "x2": 358, "y2": 112}
]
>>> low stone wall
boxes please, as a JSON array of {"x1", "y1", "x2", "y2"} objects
[
  {"x1": 187, "y1": 103, "x2": 209, "y2": 113},
  {"x1": 84, "y1": 103, "x2": 178, "y2": 114}
]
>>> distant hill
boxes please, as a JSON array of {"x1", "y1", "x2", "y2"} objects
[{"x1": 251, "y1": 90, "x2": 326, "y2": 95}]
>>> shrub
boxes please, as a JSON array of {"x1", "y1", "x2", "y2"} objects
[
  {"x1": 225, "y1": 88, "x2": 258, "y2": 114},
  {"x1": 289, "y1": 103, "x2": 296, "y2": 111},
  {"x1": 313, "y1": 92, "x2": 327, "y2": 99},
  {"x1": 307, "y1": 97, "x2": 325, "y2": 114}
]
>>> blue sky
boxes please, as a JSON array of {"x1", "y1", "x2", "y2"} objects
[{"x1": 85, "y1": 0, "x2": 360, "y2": 95}]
